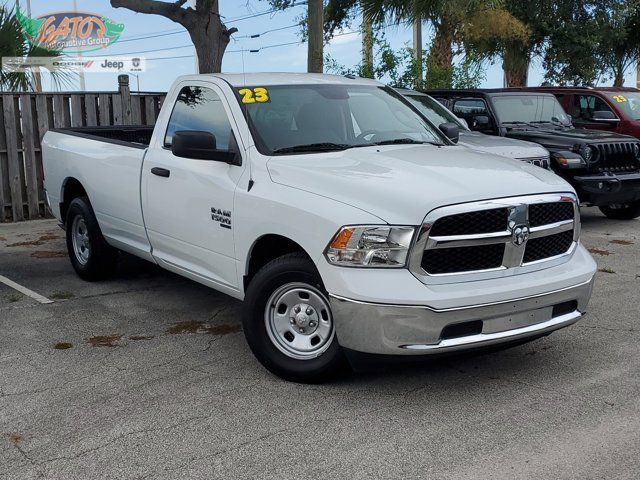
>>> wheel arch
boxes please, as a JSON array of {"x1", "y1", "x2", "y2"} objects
[
  {"x1": 244, "y1": 234, "x2": 315, "y2": 292},
  {"x1": 60, "y1": 177, "x2": 88, "y2": 224}
]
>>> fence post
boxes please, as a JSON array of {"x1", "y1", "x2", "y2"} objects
[{"x1": 118, "y1": 74, "x2": 132, "y2": 125}]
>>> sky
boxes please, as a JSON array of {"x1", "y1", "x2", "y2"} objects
[{"x1": 16, "y1": 0, "x2": 638, "y2": 93}]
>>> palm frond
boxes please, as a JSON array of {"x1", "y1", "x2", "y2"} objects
[{"x1": 0, "y1": 5, "x2": 72, "y2": 91}]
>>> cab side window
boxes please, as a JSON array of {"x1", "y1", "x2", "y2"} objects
[
  {"x1": 572, "y1": 95, "x2": 615, "y2": 121},
  {"x1": 164, "y1": 86, "x2": 234, "y2": 150}
]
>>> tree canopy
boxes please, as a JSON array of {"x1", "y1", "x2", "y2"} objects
[
  {"x1": 254, "y1": 1, "x2": 640, "y2": 87},
  {"x1": 0, "y1": 6, "x2": 70, "y2": 91}
]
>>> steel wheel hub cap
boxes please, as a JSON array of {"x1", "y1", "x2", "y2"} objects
[
  {"x1": 265, "y1": 283, "x2": 334, "y2": 360},
  {"x1": 71, "y1": 215, "x2": 91, "y2": 265}
]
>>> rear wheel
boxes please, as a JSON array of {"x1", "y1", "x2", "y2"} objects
[
  {"x1": 599, "y1": 201, "x2": 640, "y2": 220},
  {"x1": 242, "y1": 253, "x2": 346, "y2": 383},
  {"x1": 65, "y1": 197, "x2": 118, "y2": 280}
]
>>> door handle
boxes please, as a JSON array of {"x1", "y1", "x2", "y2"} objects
[{"x1": 151, "y1": 167, "x2": 170, "y2": 178}]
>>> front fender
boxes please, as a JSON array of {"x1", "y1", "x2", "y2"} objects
[{"x1": 233, "y1": 181, "x2": 386, "y2": 296}]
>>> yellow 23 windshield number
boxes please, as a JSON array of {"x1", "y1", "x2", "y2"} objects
[{"x1": 238, "y1": 87, "x2": 269, "y2": 104}]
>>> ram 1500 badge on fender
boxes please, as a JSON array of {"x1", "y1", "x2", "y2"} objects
[{"x1": 42, "y1": 74, "x2": 597, "y2": 382}]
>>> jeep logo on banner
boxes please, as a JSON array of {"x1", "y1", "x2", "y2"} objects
[{"x1": 17, "y1": 6, "x2": 125, "y2": 53}]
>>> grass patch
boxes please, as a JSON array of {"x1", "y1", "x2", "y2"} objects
[
  {"x1": 129, "y1": 335, "x2": 154, "y2": 341},
  {"x1": 598, "y1": 267, "x2": 616, "y2": 274},
  {"x1": 54, "y1": 342, "x2": 73, "y2": 350},
  {"x1": 49, "y1": 291, "x2": 74, "y2": 300},
  {"x1": 87, "y1": 335, "x2": 122, "y2": 347},
  {"x1": 31, "y1": 250, "x2": 67, "y2": 258},
  {"x1": 609, "y1": 239, "x2": 634, "y2": 246},
  {"x1": 9, "y1": 433, "x2": 23, "y2": 446},
  {"x1": 7, "y1": 234, "x2": 60, "y2": 247},
  {"x1": 588, "y1": 248, "x2": 611, "y2": 256},
  {"x1": 167, "y1": 321, "x2": 241, "y2": 336}
]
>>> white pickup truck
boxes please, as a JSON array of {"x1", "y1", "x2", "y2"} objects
[{"x1": 43, "y1": 73, "x2": 597, "y2": 382}]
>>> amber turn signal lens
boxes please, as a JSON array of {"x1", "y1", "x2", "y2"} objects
[{"x1": 329, "y1": 228, "x2": 355, "y2": 250}]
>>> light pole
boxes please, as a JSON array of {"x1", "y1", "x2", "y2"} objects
[
  {"x1": 129, "y1": 72, "x2": 140, "y2": 92},
  {"x1": 24, "y1": 0, "x2": 43, "y2": 92},
  {"x1": 71, "y1": 0, "x2": 86, "y2": 91}
]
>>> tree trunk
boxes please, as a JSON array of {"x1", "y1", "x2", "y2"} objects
[
  {"x1": 110, "y1": 0, "x2": 233, "y2": 74},
  {"x1": 188, "y1": 18, "x2": 230, "y2": 73},
  {"x1": 308, "y1": 0, "x2": 324, "y2": 73},
  {"x1": 503, "y1": 42, "x2": 530, "y2": 87},
  {"x1": 613, "y1": 71, "x2": 625, "y2": 87},
  {"x1": 425, "y1": 20, "x2": 454, "y2": 88},
  {"x1": 613, "y1": 58, "x2": 625, "y2": 87},
  {"x1": 412, "y1": 17, "x2": 423, "y2": 88},
  {"x1": 362, "y1": 12, "x2": 374, "y2": 78}
]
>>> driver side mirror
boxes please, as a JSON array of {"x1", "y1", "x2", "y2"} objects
[
  {"x1": 171, "y1": 130, "x2": 238, "y2": 163},
  {"x1": 473, "y1": 115, "x2": 491, "y2": 129},
  {"x1": 439, "y1": 122, "x2": 460, "y2": 144},
  {"x1": 592, "y1": 110, "x2": 619, "y2": 122}
]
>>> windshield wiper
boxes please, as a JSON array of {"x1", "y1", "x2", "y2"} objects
[
  {"x1": 529, "y1": 120, "x2": 570, "y2": 128},
  {"x1": 503, "y1": 121, "x2": 536, "y2": 127},
  {"x1": 272, "y1": 142, "x2": 350, "y2": 154},
  {"x1": 374, "y1": 138, "x2": 443, "y2": 146}
]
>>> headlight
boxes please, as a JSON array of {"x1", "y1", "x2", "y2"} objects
[
  {"x1": 582, "y1": 145, "x2": 594, "y2": 162},
  {"x1": 634, "y1": 143, "x2": 640, "y2": 158},
  {"x1": 325, "y1": 226, "x2": 415, "y2": 267}
]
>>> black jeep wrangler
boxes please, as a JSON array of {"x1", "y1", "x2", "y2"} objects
[{"x1": 428, "y1": 89, "x2": 640, "y2": 220}]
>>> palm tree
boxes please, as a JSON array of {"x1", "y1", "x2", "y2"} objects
[
  {"x1": 0, "y1": 6, "x2": 70, "y2": 91},
  {"x1": 361, "y1": 0, "x2": 528, "y2": 87}
]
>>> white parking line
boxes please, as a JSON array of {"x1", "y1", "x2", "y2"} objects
[{"x1": 0, "y1": 274, "x2": 54, "y2": 304}]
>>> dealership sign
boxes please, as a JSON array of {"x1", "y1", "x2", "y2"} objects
[
  {"x1": 17, "y1": 6, "x2": 125, "y2": 53},
  {"x1": 2, "y1": 56, "x2": 146, "y2": 74}
]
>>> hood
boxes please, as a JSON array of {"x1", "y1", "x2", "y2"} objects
[
  {"x1": 505, "y1": 126, "x2": 639, "y2": 151},
  {"x1": 266, "y1": 144, "x2": 572, "y2": 225},
  {"x1": 459, "y1": 131, "x2": 548, "y2": 160}
]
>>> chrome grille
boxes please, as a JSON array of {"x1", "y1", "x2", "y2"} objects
[
  {"x1": 523, "y1": 230, "x2": 574, "y2": 264},
  {"x1": 421, "y1": 243, "x2": 505, "y2": 274},
  {"x1": 429, "y1": 208, "x2": 508, "y2": 236},
  {"x1": 593, "y1": 142, "x2": 640, "y2": 172},
  {"x1": 409, "y1": 194, "x2": 579, "y2": 284},
  {"x1": 529, "y1": 202, "x2": 574, "y2": 227}
]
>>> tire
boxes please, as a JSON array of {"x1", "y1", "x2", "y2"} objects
[
  {"x1": 65, "y1": 197, "x2": 118, "y2": 281},
  {"x1": 242, "y1": 253, "x2": 347, "y2": 383},
  {"x1": 599, "y1": 201, "x2": 640, "y2": 220}
]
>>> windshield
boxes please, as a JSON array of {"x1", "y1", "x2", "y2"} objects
[
  {"x1": 404, "y1": 94, "x2": 468, "y2": 131},
  {"x1": 492, "y1": 95, "x2": 571, "y2": 126},
  {"x1": 236, "y1": 84, "x2": 445, "y2": 154},
  {"x1": 606, "y1": 92, "x2": 640, "y2": 120}
]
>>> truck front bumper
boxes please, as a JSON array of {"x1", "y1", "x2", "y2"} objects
[
  {"x1": 329, "y1": 277, "x2": 593, "y2": 355},
  {"x1": 574, "y1": 172, "x2": 640, "y2": 206},
  {"x1": 321, "y1": 243, "x2": 596, "y2": 356}
]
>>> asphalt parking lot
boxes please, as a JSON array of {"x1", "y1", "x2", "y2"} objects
[{"x1": 0, "y1": 208, "x2": 638, "y2": 480}]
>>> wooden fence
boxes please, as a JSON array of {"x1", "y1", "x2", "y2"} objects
[{"x1": 0, "y1": 75, "x2": 165, "y2": 222}]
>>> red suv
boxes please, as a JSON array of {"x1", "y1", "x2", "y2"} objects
[{"x1": 527, "y1": 87, "x2": 640, "y2": 139}]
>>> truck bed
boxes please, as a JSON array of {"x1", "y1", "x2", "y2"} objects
[
  {"x1": 42, "y1": 128, "x2": 151, "y2": 255},
  {"x1": 52, "y1": 125, "x2": 155, "y2": 149}
]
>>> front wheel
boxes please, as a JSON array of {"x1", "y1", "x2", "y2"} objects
[
  {"x1": 599, "y1": 201, "x2": 640, "y2": 220},
  {"x1": 242, "y1": 253, "x2": 346, "y2": 383}
]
